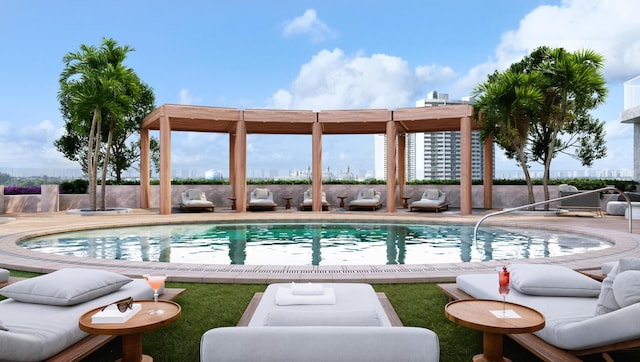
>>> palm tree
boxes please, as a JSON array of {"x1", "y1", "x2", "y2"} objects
[
  {"x1": 473, "y1": 69, "x2": 544, "y2": 205},
  {"x1": 58, "y1": 38, "x2": 138, "y2": 210}
]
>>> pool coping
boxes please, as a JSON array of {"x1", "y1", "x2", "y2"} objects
[{"x1": 1, "y1": 209, "x2": 639, "y2": 283}]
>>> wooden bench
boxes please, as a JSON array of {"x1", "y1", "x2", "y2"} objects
[
  {"x1": 45, "y1": 287, "x2": 186, "y2": 362},
  {"x1": 237, "y1": 291, "x2": 403, "y2": 327},
  {"x1": 410, "y1": 203, "x2": 449, "y2": 213},
  {"x1": 436, "y1": 283, "x2": 636, "y2": 362}
]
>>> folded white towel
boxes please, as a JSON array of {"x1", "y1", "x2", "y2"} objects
[
  {"x1": 291, "y1": 282, "x2": 325, "y2": 295},
  {"x1": 275, "y1": 287, "x2": 336, "y2": 305}
]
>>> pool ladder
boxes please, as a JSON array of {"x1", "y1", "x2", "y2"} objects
[{"x1": 473, "y1": 186, "x2": 633, "y2": 243}]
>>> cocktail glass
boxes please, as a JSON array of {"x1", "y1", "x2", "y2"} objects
[
  {"x1": 143, "y1": 272, "x2": 167, "y2": 315},
  {"x1": 498, "y1": 265, "x2": 510, "y2": 316}
]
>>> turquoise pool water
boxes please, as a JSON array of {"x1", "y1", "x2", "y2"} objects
[{"x1": 19, "y1": 222, "x2": 611, "y2": 265}]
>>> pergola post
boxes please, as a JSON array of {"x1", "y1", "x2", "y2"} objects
[
  {"x1": 229, "y1": 133, "x2": 236, "y2": 203},
  {"x1": 159, "y1": 113, "x2": 172, "y2": 215},
  {"x1": 397, "y1": 133, "x2": 406, "y2": 207},
  {"x1": 483, "y1": 133, "x2": 493, "y2": 209},
  {"x1": 234, "y1": 117, "x2": 247, "y2": 212},
  {"x1": 312, "y1": 120, "x2": 323, "y2": 212},
  {"x1": 385, "y1": 119, "x2": 397, "y2": 213},
  {"x1": 139, "y1": 127, "x2": 150, "y2": 209},
  {"x1": 460, "y1": 116, "x2": 472, "y2": 215}
]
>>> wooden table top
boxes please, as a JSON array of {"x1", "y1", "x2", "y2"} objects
[
  {"x1": 79, "y1": 300, "x2": 181, "y2": 335},
  {"x1": 445, "y1": 299, "x2": 545, "y2": 335}
]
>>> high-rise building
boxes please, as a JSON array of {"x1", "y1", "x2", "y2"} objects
[{"x1": 375, "y1": 91, "x2": 492, "y2": 181}]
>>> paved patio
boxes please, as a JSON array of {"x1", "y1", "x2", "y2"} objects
[{"x1": 0, "y1": 208, "x2": 638, "y2": 284}]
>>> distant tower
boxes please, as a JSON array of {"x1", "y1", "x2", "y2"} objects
[{"x1": 374, "y1": 91, "x2": 491, "y2": 181}]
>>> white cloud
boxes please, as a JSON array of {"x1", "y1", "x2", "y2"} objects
[
  {"x1": 270, "y1": 48, "x2": 444, "y2": 111},
  {"x1": 283, "y1": 9, "x2": 336, "y2": 43},
  {"x1": 453, "y1": 0, "x2": 640, "y2": 94}
]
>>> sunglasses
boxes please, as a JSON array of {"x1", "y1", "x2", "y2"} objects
[{"x1": 102, "y1": 297, "x2": 133, "y2": 313}]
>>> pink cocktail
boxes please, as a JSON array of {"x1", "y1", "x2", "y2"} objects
[
  {"x1": 143, "y1": 273, "x2": 167, "y2": 315},
  {"x1": 498, "y1": 265, "x2": 510, "y2": 315}
]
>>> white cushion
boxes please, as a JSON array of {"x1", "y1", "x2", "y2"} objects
[
  {"x1": 362, "y1": 188, "x2": 375, "y2": 199},
  {"x1": 187, "y1": 189, "x2": 203, "y2": 200},
  {"x1": 509, "y1": 264, "x2": 601, "y2": 297},
  {"x1": 0, "y1": 268, "x2": 132, "y2": 306},
  {"x1": 264, "y1": 309, "x2": 382, "y2": 326},
  {"x1": 0, "y1": 319, "x2": 7, "y2": 331},
  {"x1": 558, "y1": 184, "x2": 578, "y2": 192},
  {"x1": 254, "y1": 188, "x2": 269, "y2": 199},
  {"x1": 425, "y1": 189, "x2": 440, "y2": 200},
  {"x1": 613, "y1": 270, "x2": 640, "y2": 308},
  {"x1": 596, "y1": 257, "x2": 640, "y2": 315}
]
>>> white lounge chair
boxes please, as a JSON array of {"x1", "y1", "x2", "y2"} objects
[
  {"x1": 348, "y1": 188, "x2": 382, "y2": 211},
  {"x1": 300, "y1": 188, "x2": 330, "y2": 211},
  {"x1": 410, "y1": 189, "x2": 448, "y2": 212},
  {"x1": 248, "y1": 188, "x2": 277, "y2": 211},
  {"x1": 179, "y1": 189, "x2": 214, "y2": 212}
]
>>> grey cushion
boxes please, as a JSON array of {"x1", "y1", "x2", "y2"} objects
[
  {"x1": 187, "y1": 189, "x2": 203, "y2": 200},
  {"x1": 265, "y1": 309, "x2": 382, "y2": 326},
  {"x1": 509, "y1": 264, "x2": 601, "y2": 297},
  {"x1": 619, "y1": 192, "x2": 640, "y2": 202},
  {"x1": 362, "y1": 188, "x2": 375, "y2": 199},
  {"x1": 613, "y1": 270, "x2": 640, "y2": 308},
  {"x1": 425, "y1": 189, "x2": 440, "y2": 200},
  {"x1": 0, "y1": 268, "x2": 9, "y2": 283},
  {"x1": 254, "y1": 188, "x2": 269, "y2": 199},
  {"x1": 0, "y1": 268, "x2": 132, "y2": 306},
  {"x1": 596, "y1": 257, "x2": 640, "y2": 315}
]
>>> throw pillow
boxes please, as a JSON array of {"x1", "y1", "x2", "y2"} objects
[
  {"x1": 187, "y1": 189, "x2": 203, "y2": 200},
  {"x1": 558, "y1": 184, "x2": 578, "y2": 192},
  {"x1": 254, "y1": 188, "x2": 269, "y2": 199},
  {"x1": 426, "y1": 189, "x2": 440, "y2": 200},
  {"x1": 613, "y1": 270, "x2": 640, "y2": 308},
  {"x1": 509, "y1": 264, "x2": 602, "y2": 297},
  {"x1": 595, "y1": 257, "x2": 640, "y2": 315},
  {"x1": 0, "y1": 268, "x2": 132, "y2": 306},
  {"x1": 362, "y1": 189, "x2": 375, "y2": 199},
  {"x1": 0, "y1": 319, "x2": 7, "y2": 331}
]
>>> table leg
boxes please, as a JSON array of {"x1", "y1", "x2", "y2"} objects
[
  {"x1": 472, "y1": 332, "x2": 510, "y2": 362},
  {"x1": 121, "y1": 333, "x2": 152, "y2": 362}
]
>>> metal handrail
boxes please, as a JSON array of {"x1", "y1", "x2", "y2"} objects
[{"x1": 473, "y1": 186, "x2": 633, "y2": 243}]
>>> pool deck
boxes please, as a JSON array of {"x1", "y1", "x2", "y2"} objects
[{"x1": 1, "y1": 207, "x2": 638, "y2": 284}]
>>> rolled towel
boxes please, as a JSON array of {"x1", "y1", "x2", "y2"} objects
[
  {"x1": 275, "y1": 287, "x2": 336, "y2": 305},
  {"x1": 291, "y1": 282, "x2": 325, "y2": 295}
]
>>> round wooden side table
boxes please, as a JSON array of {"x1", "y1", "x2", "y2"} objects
[{"x1": 79, "y1": 300, "x2": 181, "y2": 362}]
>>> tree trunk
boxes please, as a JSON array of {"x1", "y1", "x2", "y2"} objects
[
  {"x1": 100, "y1": 124, "x2": 114, "y2": 211},
  {"x1": 87, "y1": 108, "x2": 101, "y2": 211}
]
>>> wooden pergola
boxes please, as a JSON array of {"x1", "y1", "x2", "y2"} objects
[{"x1": 140, "y1": 104, "x2": 493, "y2": 215}]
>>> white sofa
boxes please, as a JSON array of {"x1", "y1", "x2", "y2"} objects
[
  {"x1": 410, "y1": 189, "x2": 448, "y2": 212},
  {"x1": 0, "y1": 268, "x2": 156, "y2": 362},
  {"x1": 348, "y1": 188, "x2": 382, "y2": 210},
  {"x1": 179, "y1": 189, "x2": 215, "y2": 211},
  {"x1": 454, "y1": 260, "x2": 640, "y2": 355},
  {"x1": 248, "y1": 188, "x2": 277, "y2": 211},
  {"x1": 200, "y1": 283, "x2": 439, "y2": 362}
]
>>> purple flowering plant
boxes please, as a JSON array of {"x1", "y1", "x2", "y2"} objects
[{"x1": 3, "y1": 186, "x2": 41, "y2": 195}]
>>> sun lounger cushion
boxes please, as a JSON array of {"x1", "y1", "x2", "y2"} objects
[
  {"x1": 264, "y1": 309, "x2": 382, "y2": 326},
  {"x1": 0, "y1": 268, "x2": 132, "y2": 306},
  {"x1": 509, "y1": 264, "x2": 601, "y2": 297},
  {"x1": 0, "y1": 268, "x2": 8, "y2": 283},
  {"x1": 425, "y1": 189, "x2": 440, "y2": 200},
  {"x1": 201, "y1": 326, "x2": 440, "y2": 362},
  {"x1": 187, "y1": 189, "x2": 204, "y2": 200},
  {"x1": 0, "y1": 277, "x2": 154, "y2": 362},
  {"x1": 247, "y1": 283, "x2": 393, "y2": 327}
]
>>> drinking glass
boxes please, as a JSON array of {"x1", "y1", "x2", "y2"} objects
[
  {"x1": 143, "y1": 272, "x2": 167, "y2": 315},
  {"x1": 498, "y1": 265, "x2": 510, "y2": 316}
]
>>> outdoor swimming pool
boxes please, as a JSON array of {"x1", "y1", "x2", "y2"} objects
[{"x1": 19, "y1": 221, "x2": 611, "y2": 265}]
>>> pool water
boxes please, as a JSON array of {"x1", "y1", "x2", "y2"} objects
[{"x1": 19, "y1": 222, "x2": 611, "y2": 265}]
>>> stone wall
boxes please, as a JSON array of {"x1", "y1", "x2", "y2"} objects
[{"x1": 1, "y1": 183, "x2": 601, "y2": 213}]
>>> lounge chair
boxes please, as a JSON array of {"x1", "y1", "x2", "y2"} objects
[
  {"x1": 437, "y1": 260, "x2": 640, "y2": 362},
  {"x1": 179, "y1": 189, "x2": 214, "y2": 212},
  {"x1": 201, "y1": 283, "x2": 440, "y2": 362},
  {"x1": 556, "y1": 184, "x2": 602, "y2": 217},
  {"x1": 300, "y1": 188, "x2": 330, "y2": 211},
  {"x1": 248, "y1": 188, "x2": 277, "y2": 211},
  {"x1": 410, "y1": 189, "x2": 448, "y2": 212},
  {"x1": 348, "y1": 188, "x2": 382, "y2": 211}
]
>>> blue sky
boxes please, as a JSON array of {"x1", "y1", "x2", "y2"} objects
[{"x1": 1, "y1": 0, "x2": 639, "y2": 179}]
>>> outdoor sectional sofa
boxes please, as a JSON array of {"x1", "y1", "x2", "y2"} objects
[
  {"x1": 200, "y1": 283, "x2": 439, "y2": 362},
  {"x1": 438, "y1": 260, "x2": 640, "y2": 361},
  {"x1": 0, "y1": 268, "x2": 182, "y2": 362}
]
